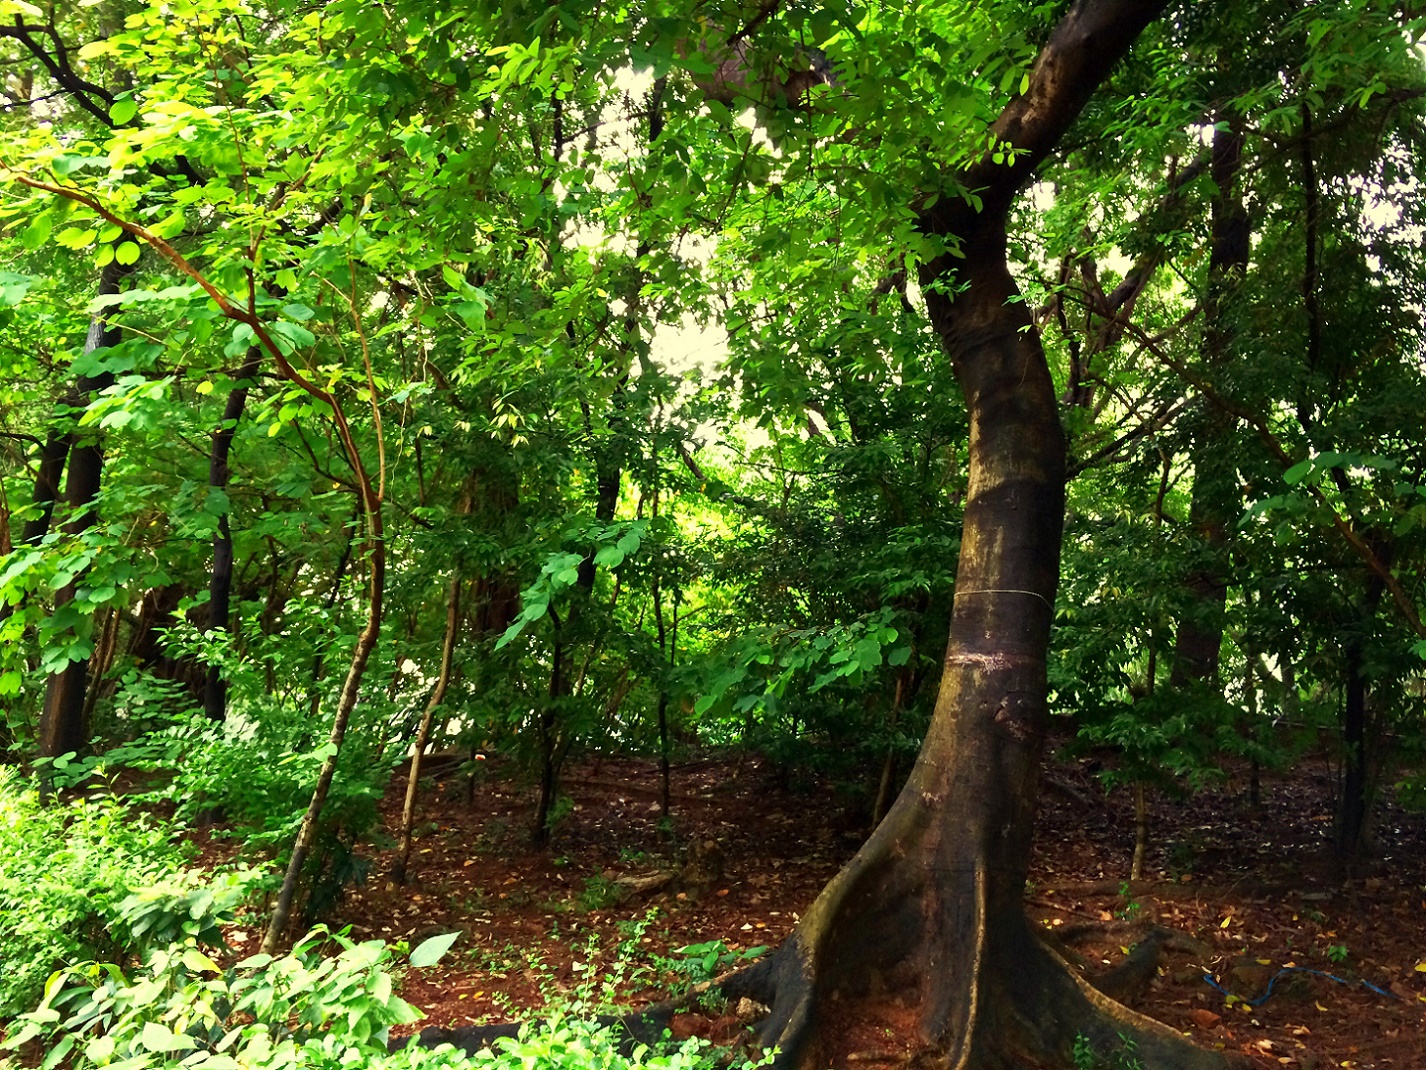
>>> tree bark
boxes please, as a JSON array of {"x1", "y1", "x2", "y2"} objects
[
  {"x1": 19, "y1": 425, "x2": 72, "y2": 548},
  {"x1": 38, "y1": 261, "x2": 128, "y2": 761},
  {"x1": 721, "y1": 4, "x2": 1229, "y2": 1067},
  {"x1": 203, "y1": 347, "x2": 263, "y2": 722},
  {"x1": 1336, "y1": 545, "x2": 1387, "y2": 863}
]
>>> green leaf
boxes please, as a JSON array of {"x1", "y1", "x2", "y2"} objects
[
  {"x1": 55, "y1": 227, "x2": 97, "y2": 250},
  {"x1": 141, "y1": 1022, "x2": 193, "y2": 1052},
  {"x1": 109, "y1": 98, "x2": 138, "y2": 125},
  {"x1": 593, "y1": 545, "x2": 624, "y2": 568},
  {"x1": 20, "y1": 216, "x2": 51, "y2": 251},
  {"x1": 39, "y1": 1032, "x2": 73, "y2": 1070},
  {"x1": 114, "y1": 241, "x2": 141, "y2": 265},
  {"x1": 204, "y1": 488, "x2": 231, "y2": 517},
  {"x1": 181, "y1": 948, "x2": 222, "y2": 974},
  {"x1": 270, "y1": 320, "x2": 316, "y2": 352},
  {"x1": 409, "y1": 931, "x2": 459, "y2": 967}
]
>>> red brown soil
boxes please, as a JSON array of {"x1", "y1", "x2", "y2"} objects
[{"x1": 220, "y1": 751, "x2": 1426, "y2": 1069}]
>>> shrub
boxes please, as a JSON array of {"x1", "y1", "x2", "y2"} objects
[
  {"x1": 105, "y1": 703, "x2": 391, "y2": 919},
  {"x1": 0, "y1": 768, "x2": 196, "y2": 1017}
]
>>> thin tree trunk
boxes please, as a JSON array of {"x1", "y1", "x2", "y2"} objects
[
  {"x1": 532, "y1": 609, "x2": 563, "y2": 846},
  {"x1": 0, "y1": 421, "x2": 74, "y2": 632},
  {"x1": 1338, "y1": 641, "x2": 1368, "y2": 861},
  {"x1": 871, "y1": 671, "x2": 907, "y2": 828},
  {"x1": 1131, "y1": 645, "x2": 1158, "y2": 882},
  {"x1": 19, "y1": 426, "x2": 72, "y2": 547},
  {"x1": 81, "y1": 607, "x2": 121, "y2": 726},
  {"x1": 1131, "y1": 783, "x2": 1149, "y2": 882},
  {"x1": 1243, "y1": 647, "x2": 1261, "y2": 808},
  {"x1": 203, "y1": 346, "x2": 262, "y2": 722},
  {"x1": 260, "y1": 278, "x2": 387, "y2": 952},
  {"x1": 392, "y1": 573, "x2": 462, "y2": 884},
  {"x1": 261, "y1": 493, "x2": 384, "y2": 952},
  {"x1": 303, "y1": 501, "x2": 360, "y2": 728},
  {"x1": 1131, "y1": 450, "x2": 1170, "y2": 878},
  {"x1": 651, "y1": 483, "x2": 673, "y2": 820},
  {"x1": 1337, "y1": 549, "x2": 1387, "y2": 863}
]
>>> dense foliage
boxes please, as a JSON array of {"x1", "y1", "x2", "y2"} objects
[{"x1": 2, "y1": 0, "x2": 1425, "y2": 1061}]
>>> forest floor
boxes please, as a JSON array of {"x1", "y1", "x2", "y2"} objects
[{"x1": 220, "y1": 748, "x2": 1426, "y2": 1070}]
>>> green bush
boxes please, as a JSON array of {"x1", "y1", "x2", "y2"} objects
[
  {"x1": 105, "y1": 703, "x2": 391, "y2": 919},
  {"x1": 0, "y1": 768, "x2": 199, "y2": 1018}
]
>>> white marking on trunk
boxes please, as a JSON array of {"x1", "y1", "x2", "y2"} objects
[{"x1": 945, "y1": 651, "x2": 1036, "y2": 670}]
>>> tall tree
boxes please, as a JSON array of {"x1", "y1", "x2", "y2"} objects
[{"x1": 716, "y1": 3, "x2": 1226, "y2": 1066}]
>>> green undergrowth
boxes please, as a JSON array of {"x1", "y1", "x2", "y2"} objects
[
  {"x1": 1, "y1": 921, "x2": 775, "y2": 1070},
  {"x1": 0, "y1": 766, "x2": 234, "y2": 1019}
]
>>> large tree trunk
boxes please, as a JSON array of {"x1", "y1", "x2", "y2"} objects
[
  {"x1": 721, "y1": 4, "x2": 1228, "y2": 1067},
  {"x1": 38, "y1": 261, "x2": 128, "y2": 761}
]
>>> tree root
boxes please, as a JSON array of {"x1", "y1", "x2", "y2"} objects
[
  {"x1": 705, "y1": 927, "x2": 1240, "y2": 1070},
  {"x1": 396, "y1": 922, "x2": 1237, "y2": 1070}
]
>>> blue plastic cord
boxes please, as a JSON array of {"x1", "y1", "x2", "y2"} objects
[{"x1": 1203, "y1": 966, "x2": 1399, "y2": 1007}]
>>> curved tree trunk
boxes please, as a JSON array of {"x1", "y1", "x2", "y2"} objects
[
  {"x1": 19, "y1": 425, "x2": 72, "y2": 549},
  {"x1": 722, "y1": 4, "x2": 1229, "y2": 1067}
]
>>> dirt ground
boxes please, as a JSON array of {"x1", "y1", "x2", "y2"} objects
[{"x1": 221, "y1": 748, "x2": 1426, "y2": 1069}]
